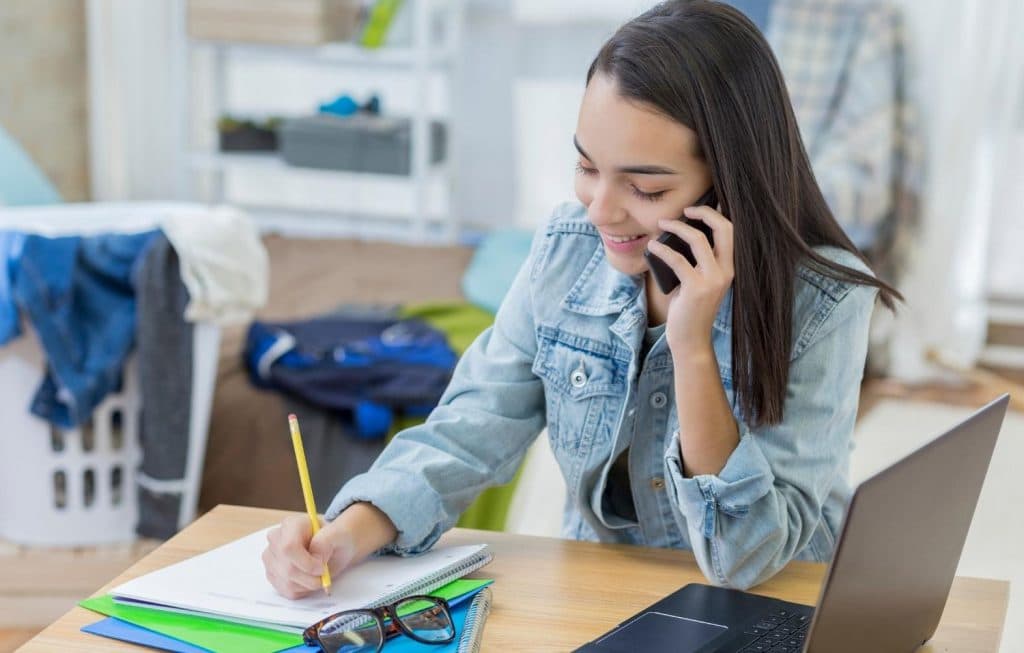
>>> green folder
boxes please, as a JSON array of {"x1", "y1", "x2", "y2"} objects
[{"x1": 81, "y1": 578, "x2": 493, "y2": 653}]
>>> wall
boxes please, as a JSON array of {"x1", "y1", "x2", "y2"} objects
[
  {"x1": 451, "y1": 2, "x2": 624, "y2": 227},
  {"x1": 0, "y1": 1, "x2": 90, "y2": 201}
]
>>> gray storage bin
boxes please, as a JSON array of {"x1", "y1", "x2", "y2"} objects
[{"x1": 280, "y1": 114, "x2": 446, "y2": 176}]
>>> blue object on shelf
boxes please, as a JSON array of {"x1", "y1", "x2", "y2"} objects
[
  {"x1": 318, "y1": 93, "x2": 382, "y2": 118},
  {"x1": 319, "y1": 94, "x2": 360, "y2": 117},
  {"x1": 362, "y1": 94, "x2": 381, "y2": 115}
]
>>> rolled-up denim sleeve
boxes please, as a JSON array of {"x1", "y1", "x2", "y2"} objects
[
  {"x1": 664, "y1": 283, "x2": 878, "y2": 589},
  {"x1": 325, "y1": 226, "x2": 550, "y2": 555}
]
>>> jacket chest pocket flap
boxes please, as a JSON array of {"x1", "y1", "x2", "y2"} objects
[{"x1": 532, "y1": 326, "x2": 628, "y2": 400}]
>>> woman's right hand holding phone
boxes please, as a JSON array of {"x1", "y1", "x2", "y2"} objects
[{"x1": 262, "y1": 502, "x2": 398, "y2": 599}]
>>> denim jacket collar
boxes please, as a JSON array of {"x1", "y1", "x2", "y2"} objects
[
  {"x1": 560, "y1": 243, "x2": 733, "y2": 336},
  {"x1": 560, "y1": 246, "x2": 640, "y2": 316}
]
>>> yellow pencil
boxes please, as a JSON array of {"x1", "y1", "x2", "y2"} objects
[{"x1": 288, "y1": 413, "x2": 332, "y2": 596}]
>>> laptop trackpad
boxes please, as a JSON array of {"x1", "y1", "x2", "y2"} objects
[{"x1": 593, "y1": 611, "x2": 728, "y2": 652}]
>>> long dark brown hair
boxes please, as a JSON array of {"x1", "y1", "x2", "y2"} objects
[{"x1": 587, "y1": 0, "x2": 902, "y2": 427}]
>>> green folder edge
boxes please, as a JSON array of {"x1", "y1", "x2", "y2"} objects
[{"x1": 81, "y1": 577, "x2": 493, "y2": 653}]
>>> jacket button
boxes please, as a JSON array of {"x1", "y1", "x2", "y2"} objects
[
  {"x1": 570, "y1": 366, "x2": 588, "y2": 388},
  {"x1": 650, "y1": 391, "x2": 667, "y2": 408},
  {"x1": 651, "y1": 477, "x2": 665, "y2": 490}
]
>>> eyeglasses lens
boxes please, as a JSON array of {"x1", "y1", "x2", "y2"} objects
[
  {"x1": 318, "y1": 611, "x2": 384, "y2": 653},
  {"x1": 394, "y1": 597, "x2": 456, "y2": 643}
]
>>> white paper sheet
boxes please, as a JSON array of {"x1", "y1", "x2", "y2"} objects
[{"x1": 111, "y1": 528, "x2": 489, "y2": 631}]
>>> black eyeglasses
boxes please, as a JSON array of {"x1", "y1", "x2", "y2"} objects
[{"x1": 303, "y1": 595, "x2": 456, "y2": 653}]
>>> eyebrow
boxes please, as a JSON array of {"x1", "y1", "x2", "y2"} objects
[{"x1": 573, "y1": 135, "x2": 679, "y2": 175}]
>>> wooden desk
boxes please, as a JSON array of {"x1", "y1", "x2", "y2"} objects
[{"x1": 22, "y1": 505, "x2": 1010, "y2": 652}]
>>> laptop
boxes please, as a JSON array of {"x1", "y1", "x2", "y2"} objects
[{"x1": 574, "y1": 394, "x2": 1009, "y2": 653}]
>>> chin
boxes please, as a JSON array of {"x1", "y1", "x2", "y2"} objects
[{"x1": 603, "y1": 249, "x2": 647, "y2": 277}]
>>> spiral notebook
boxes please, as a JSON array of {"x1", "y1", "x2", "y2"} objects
[
  {"x1": 456, "y1": 586, "x2": 493, "y2": 653},
  {"x1": 110, "y1": 527, "x2": 491, "y2": 634}
]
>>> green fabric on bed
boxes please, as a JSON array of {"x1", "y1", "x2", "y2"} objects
[{"x1": 401, "y1": 301, "x2": 495, "y2": 355}]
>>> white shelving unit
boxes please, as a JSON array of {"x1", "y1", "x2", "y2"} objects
[{"x1": 176, "y1": 0, "x2": 465, "y2": 242}]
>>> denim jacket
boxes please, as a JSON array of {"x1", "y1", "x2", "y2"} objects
[{"x1": 328, "y1": 201, "x2": 878, "y2": 590}]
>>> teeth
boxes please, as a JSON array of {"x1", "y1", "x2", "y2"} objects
[{"x1": 607, "y1": 234, "x2": 642, "y2": 243}]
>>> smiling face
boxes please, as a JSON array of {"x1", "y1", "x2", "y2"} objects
[{"x1": 574, "y1": 73, "x2": 714, "y2": 276}]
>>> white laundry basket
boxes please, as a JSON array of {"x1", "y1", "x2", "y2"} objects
[{"x1": 0, "y1": 203, "x2": 223, "y2": 546}]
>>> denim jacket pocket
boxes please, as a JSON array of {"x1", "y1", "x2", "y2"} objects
[{"x1": 533, "y1": 326, "x2": 628, "y2": 466}]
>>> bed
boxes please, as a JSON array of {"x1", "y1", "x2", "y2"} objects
[{"x1": 198, "y1": 234, "x2": 475, "y2": 513}]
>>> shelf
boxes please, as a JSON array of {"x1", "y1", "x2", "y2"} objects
[
  {"x1": 238, "y1": 203, "x2": 459, "y2": 243},
  {"x1": 189, "y1": 151, "x2": 281, "y2": 172},
  {"x1": 181, "y1": 0, "x2": 464, "y2": 240},
  {"x1": 188, "y1": 151, "x2": 449, "y2": 179},
  {"x1": 190, "y1": 39, "x2": 456, "y2": 68},
  {"x1": 186, "y1": 152, "x2": 452, "y2": 231}
]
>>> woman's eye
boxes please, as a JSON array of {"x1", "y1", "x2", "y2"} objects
[
  {"x1": 631, "y1": 185, "x2": 666, "y2": 202},
  {"x1": 575, "y1": 161, "x2": 597, "y2": 176}
]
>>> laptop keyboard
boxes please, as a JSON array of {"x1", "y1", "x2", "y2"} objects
[{"x1": 734, "y1": 608, "x2": 812, "y2": 652}]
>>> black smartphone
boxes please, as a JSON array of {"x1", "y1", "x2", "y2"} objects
[{"x1": 644, "y1": 186, "x2": 721, "y2": 294}]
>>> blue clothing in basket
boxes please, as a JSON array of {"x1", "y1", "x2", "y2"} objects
[
  {"x1": 0, "y1": 231, "x2": 26, "y2": 342},
  {"x1": 0, "y1": 230, "x2": 158, "y2": 428},
  {"x1": 245, "y1": 316, "x2": 457, "y2": 439}
]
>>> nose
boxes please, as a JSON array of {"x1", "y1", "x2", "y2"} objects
[{"x1": 586, "y1": 181, "x2": 626, "y2": 227}]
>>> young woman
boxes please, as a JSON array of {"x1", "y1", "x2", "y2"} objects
[{"x1": 262, "y1": 0, "x2": 900, "y2": 596}]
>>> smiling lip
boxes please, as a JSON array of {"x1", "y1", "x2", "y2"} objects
[{"x1": 600, "y1": 231, "x2": 650, "y2": 254}]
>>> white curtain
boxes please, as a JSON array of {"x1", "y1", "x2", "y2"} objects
[
  {"x1": 885, "y1": 0, "x2": 1024, "y2": 379},
  {"x1": 86, "y1": 0, "x2": 186, "y2": 201}
]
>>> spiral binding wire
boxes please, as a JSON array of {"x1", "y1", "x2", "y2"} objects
[
  {"x1": 368, "y1": 546, "x2": 493, "y2": 609},
  {"x1": 458, "y1": 587, "x2": 493, "y2": 653}
]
